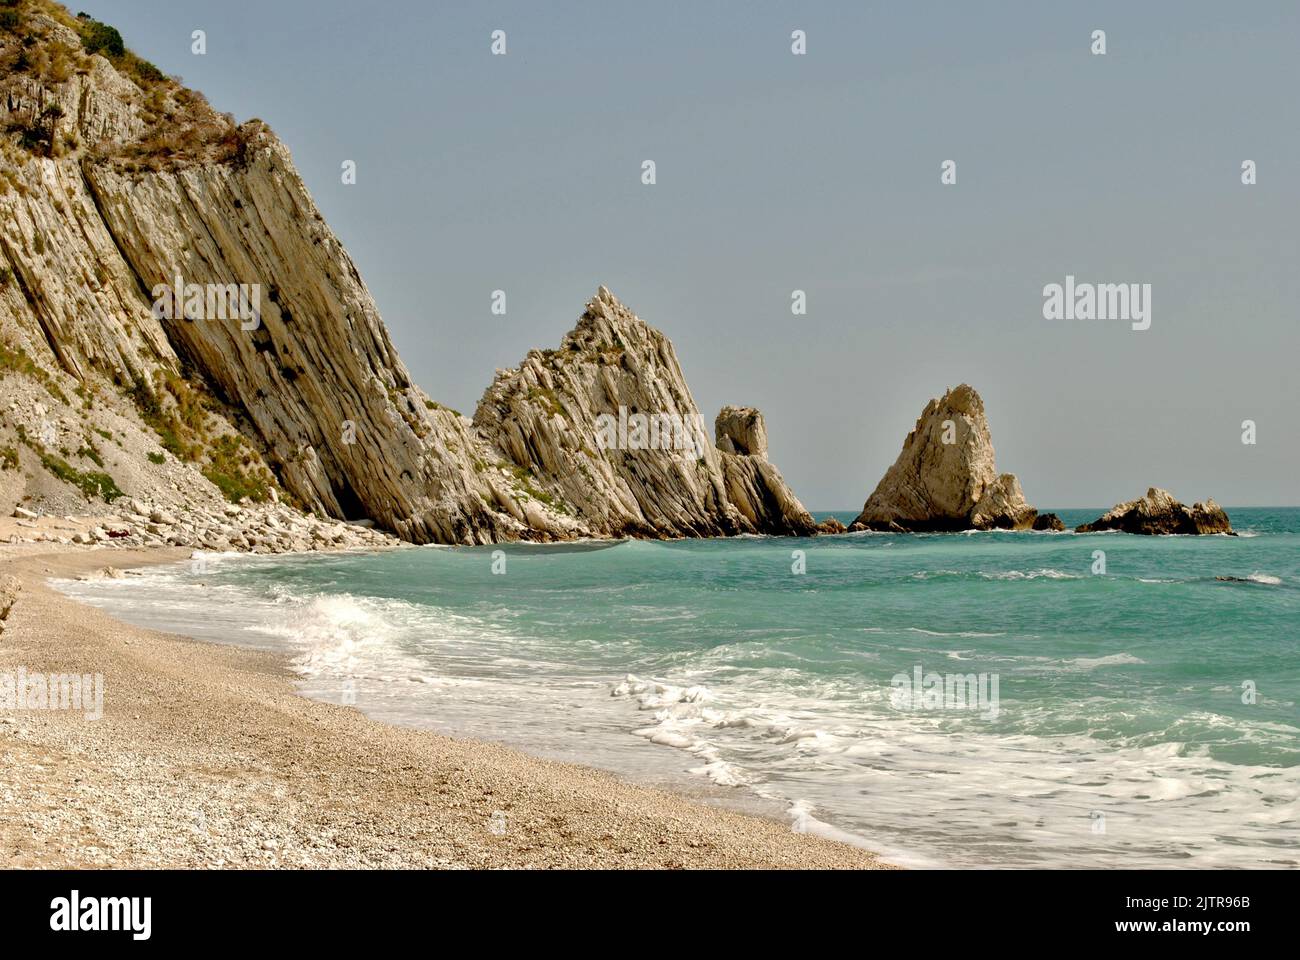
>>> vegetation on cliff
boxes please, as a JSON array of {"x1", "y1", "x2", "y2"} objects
[{"x1": 1, "y1": 0, "x2": 251, "y2": 169}]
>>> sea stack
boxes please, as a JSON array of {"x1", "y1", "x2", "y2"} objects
[
  {"x1": 1076, "y1": 488, "x2": 1233, "y2": 535},
  {"x1": 713, "y1": 405, "x2": 819, "y2": 536},
  {"x1": 473, "y1": 287, "x2": 818, "y2": 539},
  {"x1": 851, "y1": 384, "x2": 1041, "y2": 532}
]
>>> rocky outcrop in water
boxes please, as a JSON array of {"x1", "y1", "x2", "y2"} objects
[
  {"x1": 473, "y1": 287, "x2": 816, "y2": 539},
  {"x1": 1076, "y1": 488, "x2": 1233, "y2": 535},
  {"x1": 0, "y1": 7, "x2": 815, "y2": 544},
  {"x1": 1032, "y1": 513, "x2": 1067, "y2": 532},
  {"x1": 851, "y1": 384, "x2": 1041, "y2": 532}
]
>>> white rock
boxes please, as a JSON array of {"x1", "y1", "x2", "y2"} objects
[{"x1": 853, "y1": 384, "x2": 1038, "y2": 531}]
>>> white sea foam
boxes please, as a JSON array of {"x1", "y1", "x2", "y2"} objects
[
  {"x1": 1058, "y1": 653, "x2": 1146, "y2": 670},
  {"x1": 981, "y1": 568, "x2": 1081, "y2": 581},
  {"x1": 912, "y1": 568, "x2": 1081, "y2": 582},
  {"x1": 910, "y1": 569, "x2": 963, "y2": 580},
  {"x1": 261, "y1": 593, "x2": 402, "y2": 676},
  {"x1": 1247, "y1": 572, "x2": 1282, "y2": 585},
  {"x1": 610, "y1": 675, "x2": 712, "y2": 708}
]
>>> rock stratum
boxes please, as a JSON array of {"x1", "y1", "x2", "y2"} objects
[
  {"x1": 1076, "y1": 488, "x2": 1233, "y2": 536},
  {"x1": 851, "y1": 384, "x2": 1043, "y2": 532},
  {"x1": 0, "y1": 4, "x2": 813, "y2": 544}
]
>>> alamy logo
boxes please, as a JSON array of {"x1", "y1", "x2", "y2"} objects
[
  {"x1": 151, "y1": 275, "x2": 262, "y2": 330},
  {"x1": 890, "y1": 664, "x2": 1000, "y2": 720},
  {"x1": 594, "y1": 406, "x2": 709, "y2": 460},
  {"x1": 0, "y1": 668, "x2": 103, "y2": 720},
  {"x1": 1042, "y1": 274, "x2": 1151, "y2": 330},
  {"x1": 50, "y1": 891, "x2": 151, "y2": 941}
]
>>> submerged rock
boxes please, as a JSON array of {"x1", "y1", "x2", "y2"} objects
[
  {"x1": 852, "y1": 384, "x2": 1041, "y2": 532},
  {"x1": 1075, "y1": 488, "x2": 1233, "y2": 535}
]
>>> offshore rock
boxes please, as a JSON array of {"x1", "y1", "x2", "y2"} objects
[
  {"x1": 1076, "y1": 488, "x2": 1233, "y2": 535},
  {"x1": 853, "y1": 384, "x2": 1039, "y2": 531}
]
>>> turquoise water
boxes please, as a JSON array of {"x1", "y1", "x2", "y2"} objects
[{"x1": 61, "y1": 508, "x2": 1299, "y2": 868}]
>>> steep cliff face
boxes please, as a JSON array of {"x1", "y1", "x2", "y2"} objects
[
  {"x1": 79, "y1": 128, "x2": 526, "y2": 545},
  {"x1": 852, "y1": 384, "x2": 1040, "y2": 531},
  {"x1": 0, "y1": 18, "x2": 171, "y2": 389},
  {"x1": 0, "y1": 4, "x2": 812, "y2": 543}
]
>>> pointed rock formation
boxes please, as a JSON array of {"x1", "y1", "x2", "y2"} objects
[
  {"x1": 851, "y1": 384, "x2": 1040, "y2": 531},
  {"x1": 1076, "y1": 488, "x2": 1233, "y2": 535},
  {"x1": 473, "y1": 287, "x2": 816, "y2": 539},
  {"x1": 713, "y1": 406, "x2": 815, "y2": 537}
]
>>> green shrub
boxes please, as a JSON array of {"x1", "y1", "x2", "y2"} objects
[
  {"x1": 77, "y1": 16, "x2": 125, "y2": 58},
  {"x1": 125, "y1": 371, "x2": 275, "y2": 503},
  {"x1": 0, "y1": 10, "x2": 19, "y2": 31},
  {"x1": 75, "y1": 444, "x2": 103, "y2": 467},
  {"x1": 127, "y1": 373, "x2": 202, "y2": 461},
  {"x1": 202, "y1": 433, "x2": 271, "y2": 503},
  {"x1": 40, "y1": 451, "x2": 122, "y2": 502},
  {"x1": 0, "y1": 446, "x2": 18, "y2": 471},
  {"x1": 127, "y1": 55, "x2": 163, "y2": 84}
]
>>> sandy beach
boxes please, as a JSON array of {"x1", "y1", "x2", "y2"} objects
[{"x1": 0, "y1": 541, "x2": 888, "y2": 869}]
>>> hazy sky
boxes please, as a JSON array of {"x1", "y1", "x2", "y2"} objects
[{"x1": 85, "y1": 1, "x2": 1298, "y2": 508}]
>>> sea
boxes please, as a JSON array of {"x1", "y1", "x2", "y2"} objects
[{"x1": 56, "y1": 507, "x2": 1299, "y2": 868}]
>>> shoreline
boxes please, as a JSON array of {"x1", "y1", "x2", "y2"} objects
[{"x1": 0, "y1": 542, "x2": 890, "y2": 869}]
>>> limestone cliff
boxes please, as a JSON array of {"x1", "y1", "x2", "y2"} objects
[
  {"x1": 852, "y1": 384, "x2": 1040, "y2": 531},
  {"x1": 0, "y1": 3, "x2": 812, "y2": 544}
]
